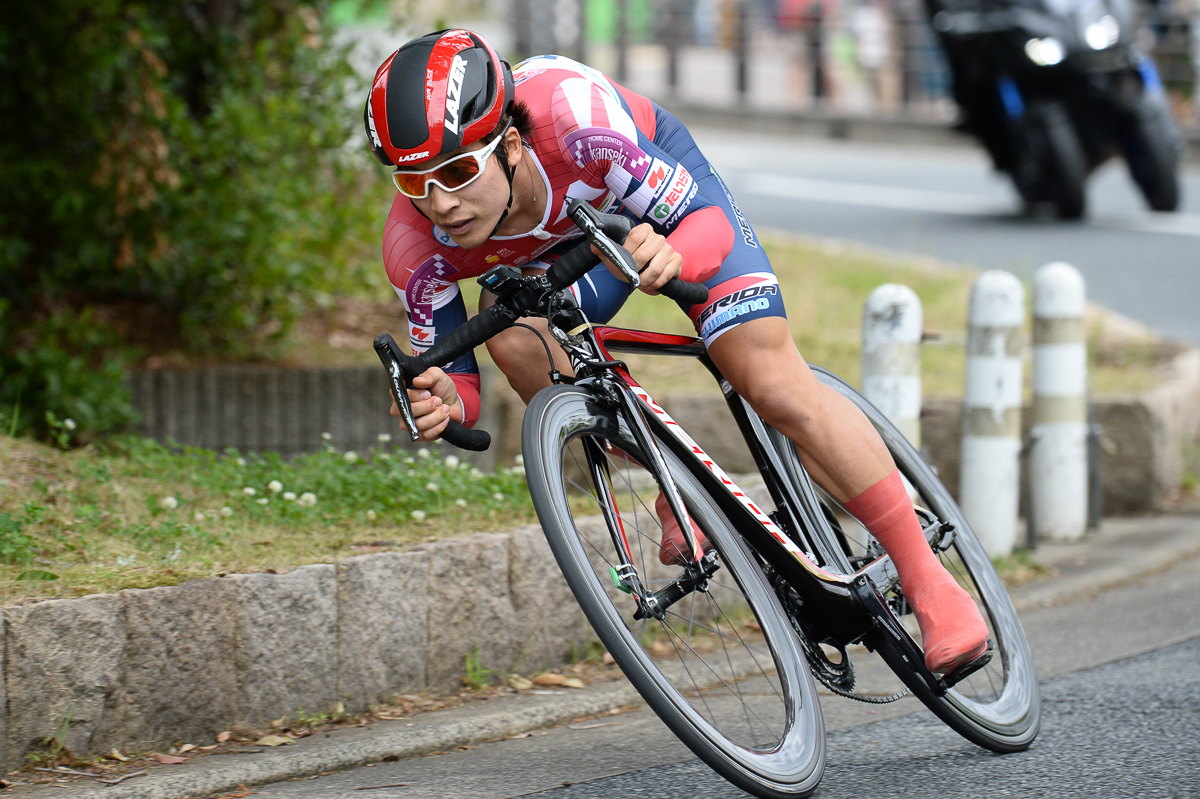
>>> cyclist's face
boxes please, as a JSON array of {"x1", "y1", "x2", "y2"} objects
[{"x1": 407, "y1": 129, "x2": 520, "y2": 249}]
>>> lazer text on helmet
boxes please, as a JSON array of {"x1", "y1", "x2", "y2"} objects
[{"x1": 444, "y1": 54, "x2": 467, "y2": 135}]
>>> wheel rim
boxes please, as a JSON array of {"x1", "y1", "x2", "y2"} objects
[{"x1": 525, "y1": 387, "x2": 824, "y2": 792}]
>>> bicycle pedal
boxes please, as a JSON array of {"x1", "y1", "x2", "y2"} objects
[{"x1": 940, "y1": 640, "x2": 994, "y2": 689}]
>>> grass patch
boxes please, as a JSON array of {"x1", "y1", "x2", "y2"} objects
[{"x1": 0, "y1": 434, "x2": 532, "y2": 604}]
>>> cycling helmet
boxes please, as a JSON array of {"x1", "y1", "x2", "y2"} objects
[{"x1": 365, "y1": 29, "x2": 515, "y2": 167}]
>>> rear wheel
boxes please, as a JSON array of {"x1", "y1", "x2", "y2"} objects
[
  {"x1": 522, "y1": 385, "x2": 826, "y2": 798},
  {"x1": 768, "y1": 368, "x2": 1041, "y2": 754}
]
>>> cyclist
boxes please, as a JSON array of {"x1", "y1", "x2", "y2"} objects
[{"x1": 365, "y1": 29, "x2": 988, "y2": 675}]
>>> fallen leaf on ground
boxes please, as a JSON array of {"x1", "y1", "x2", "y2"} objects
[
  {"x1": 177, "y1": 744, "x2": 197, "y2": 754},
  {"x1": 154, "y1": 753, "x2": 189, "y2": 765},
  {"x1": 532, "y1": 673, "x2": 567, "y2": 686},
  {"x1": 506, "y1": 674, "x2": 534, "y2": 690},
  {"x1": 562, "y1": 677, "x2": 585, "y2": 689},
  {"x1": 216, "y1": 730, "x2": 232, "y2": 743},
  {"x1": 254, "y1": 735, "x2": 294, "y2": 747},
  {"x1": 109, "y1": 749, "x2": 129, "y2": 762}
]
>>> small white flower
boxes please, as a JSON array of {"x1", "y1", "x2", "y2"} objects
[
  {"x1": 470, "y1": 468, "x2": 483, "y2": 479},
  {"x1": 513, "y1": 454, "x2": 523, "y2": 467},
  {"x1": 444, "y1": 455, "x2": 460, "y2": 470},
  {"x1": 377, "y1": 433, "x2": 392, "y2": 443},
  {"x1": 167, "y1": 545, "x2": 183, "y2": 562},
  {"x1": 298, "y1": 492, "x2": 317, "y2": 507},
  {"x1": 256, "y1": 497, "x2": 269, "y2": 506},
  {"x1": 416, "y1": 448, "x2": 431, "y2": 459},
  {"x1": 220, "y1": 506, "x2": 234, "y2": 517},
  {"x1": 194, "y1": 512, "x2": 206, "y2": 522},
  {"x1": 366, "y1": 510, "x2": 377, "y2": 521},
  {"x1": 63, "y1": 418, "x2": 77, "y2": 431},
  {"x1": 455, "y1": 498, "x2": 468, "y2": 508},
  {"x1": 425, "y1": 482, "x2": 439, "y2": 493},
  {"x1": 411, "y1": 509, "x2": 427, "y2": 521},
  {"x1": 236, "y1": 457, "x2": 246, "y2": 467},
  {"x1": 116, "y1": 554, "x2": 137, "y2": 567},
  {"x1": 283, "y1": 491, "x2": 297, "y2": 501},
  {"x1": 159, "y1": 496, "x2": 178, "y2": 510},
  {"x1": 322, "y1": 432, "x2": 332, "y2": 441},
  {"x1": 243, "y1": 487, "x2": 257, "y2": 496},
  {"x1": 404, "y1": 457, "x2": 416, "y2": 466},
  {"x1": 267, "y1": 480, "x2": 283, "y2": 493},
  {"x1": 344, "y1": 451, "x2": 359, "y2": 463},
  {"x1": 493, "y1": 492, "x2": 505, "y2": 501}
]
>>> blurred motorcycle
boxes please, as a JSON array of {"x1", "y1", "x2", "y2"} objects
[{"x1": 928, "y1": 0, "x2": 1183, "y2": 218}]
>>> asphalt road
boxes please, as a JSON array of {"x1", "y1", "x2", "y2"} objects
[
  {"x1": 227, "y1": 545, "x2": 1200, "y2": 798},
  {"x1": 688, "y1": 127, "x2": 1200, "y2": 346}
]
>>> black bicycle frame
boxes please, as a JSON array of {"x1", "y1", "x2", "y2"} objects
[{"x1": 588, "y1": 325, "x2": 951, "y2": 696}]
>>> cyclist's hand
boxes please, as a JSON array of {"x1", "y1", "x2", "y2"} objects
[
  {"x1": 597, "y1": 223, "x2": 682, "y2": 295},
  {"x1": 389, "y1": 366, "x2": 462, "y2": 442}
]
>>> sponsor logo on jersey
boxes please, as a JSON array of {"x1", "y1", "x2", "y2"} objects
[
  {"x1": 645, "y1": 159, "x2": 672, "y2": 190},
  {"x1": 432, "y1": 226, "x2": 459, "y2": 247},
  {"x1": 564, "y1": 129, "x2": 651, "y2": 181},
  {"x1": 406, "y1": 255, "x2": 462, "y2": 325},
  {"x1": 651, "y1": 166, "x2": 696, "y2": 223},
  {"x1": 410, "y1": 324, "x2": 434, "y2": 344},
  {"x1": 444, "y1": 54, "x2": 467, "y2": 135},
  {"x1": 696, "y1": 283, "x2": 780, "y2": 338}
]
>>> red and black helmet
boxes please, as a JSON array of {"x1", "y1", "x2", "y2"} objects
[{"x1": 364, "y1": 29, "x2": 514, "y2": 167}]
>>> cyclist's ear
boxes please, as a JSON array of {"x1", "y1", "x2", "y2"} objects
[{"x1": 502, "y1": 126, "x2": 523, "y2": 169}]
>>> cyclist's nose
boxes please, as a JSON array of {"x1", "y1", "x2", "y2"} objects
[{"x1": 426, "y1": 184, "x2": 460, "y2": 215}]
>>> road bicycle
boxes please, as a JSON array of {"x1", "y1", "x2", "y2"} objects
[{"x1": 376, "y1": 201, "x2": 1041, "y2": 798}]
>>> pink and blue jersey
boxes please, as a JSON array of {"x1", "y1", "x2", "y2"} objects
[{"x1": 382, "y1": 55, "x2": 783, "y2": 427}]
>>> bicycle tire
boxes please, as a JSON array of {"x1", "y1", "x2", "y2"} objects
[
  {"x1": 769, "y1": 367, "x2": 1041, "y2": 753},
  {"x1": 523, "y1": 384, "x2": 826, "y2": 798}
]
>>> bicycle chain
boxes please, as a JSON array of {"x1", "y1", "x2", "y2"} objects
[{"x1": 775, "y1": 576, "x2": 911, "y2": 705}]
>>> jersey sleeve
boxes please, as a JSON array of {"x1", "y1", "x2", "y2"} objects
[
  {"x1": 548, "y1": 77, "x2": 734, "y2": 282},
  {"x1": 382, "y1": 217, "x2": 483, "y2": 428}
]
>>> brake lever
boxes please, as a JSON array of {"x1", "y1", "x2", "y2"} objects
[
  {"x1": 567, "y1": 200, "x2": 640, "y2": 288},
  {"x1": 374, "y1": 333, "x2": 421, "y2": 443}
]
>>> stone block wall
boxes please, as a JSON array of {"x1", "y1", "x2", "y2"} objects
[{"x1": 0, "y1": 525, "x2": 589, "y2": 771}]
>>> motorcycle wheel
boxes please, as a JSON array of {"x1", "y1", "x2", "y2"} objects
[
  {"x1": 1121, "y1": 92, "x2": 1182, "y2": 212},
  {"x1": 1013, "y1": 102, "x2": 1087, "y2": 220}
]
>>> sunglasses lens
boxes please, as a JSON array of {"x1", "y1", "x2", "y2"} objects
[
  {"x1": 436, "y1": 157, "x2": 482, "y2": 189},
  {"x1": 393, "y1": 171, "x2": 430, "y2": 197}
]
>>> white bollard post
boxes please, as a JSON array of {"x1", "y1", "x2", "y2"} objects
[
  {"x1": 1031, "y1": 261, "x2": 1088, "y2": 542},
  {"x1": 862, "y1": 284, "x2": 923, "y2": 449},
  {"x1": 961, "y1": 270, "x2": 1025, "y2": 557}
]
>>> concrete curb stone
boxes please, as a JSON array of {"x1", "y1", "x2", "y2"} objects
[
  {"x1": 2, "y1": 594, "x2": 125, "y2": 767},
  {"x1": 231, "y1": 565, "x2": 340, "y2": 725},
  {"x1": 119, "y1": 579, "x2": 240, "y2": 754},
  {"x1": 335, "y1": 549, "x2": 431, "y2": 710}
]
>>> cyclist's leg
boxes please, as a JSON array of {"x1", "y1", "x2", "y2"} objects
[
  {"x1": 671, "y1": 150, "x2": 987, "y2": 673},
  {"x1": 706, "y1": 319, "x2": 988, "y2": 674}
]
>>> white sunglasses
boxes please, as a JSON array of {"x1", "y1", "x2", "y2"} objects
[{"x1": 392, "y1": 121, "x2": 511, "y2": 199}]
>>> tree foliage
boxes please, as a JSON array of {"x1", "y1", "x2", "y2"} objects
[{"x1": 0, "y1": 1, "x2": 384, "y2": 442}]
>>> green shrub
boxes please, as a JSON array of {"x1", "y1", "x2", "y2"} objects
[{"x1": 0, "y1": 1, "x2": 389, "y2": 442}]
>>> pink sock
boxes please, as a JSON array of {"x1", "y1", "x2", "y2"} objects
[{"x1": 844, "y1": 471, "x2": 989, "y2": 673}]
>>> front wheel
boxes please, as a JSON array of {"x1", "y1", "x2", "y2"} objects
[
  {"x1": 1012, "y1": 101, "x2": 1087, "y2": 220},
  {"x1": 522, "y1": 385, "x2": 826, "y2": 798},
  {"x1": 771, "y1": 368, "x2": 1041, "y2": 754},
  {"x1": 1121, "y1": 91, "x2": 1182, "y2": 212}
]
